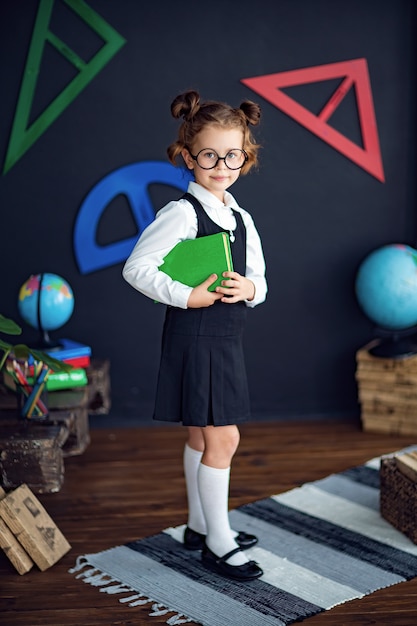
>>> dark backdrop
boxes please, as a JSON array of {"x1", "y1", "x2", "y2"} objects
[{"x1": 1, "y1": 0, "x2": 415, "y2": 423}]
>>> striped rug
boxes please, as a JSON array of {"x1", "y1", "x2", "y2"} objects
[{"x1": 69, "y1": 447, "x2": 417, "y2": 625}]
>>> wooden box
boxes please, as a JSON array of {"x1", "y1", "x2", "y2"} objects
[
  {"x1": 47, "y1": 387, "x2": 91, "y2": 456},
  {"x1": 87, "y1": 358, "x2": 111, "y2": 414},
  {"x1": 0, "y1": 486, "x2": 34, "y2": 574},
  {"x1": 356, "y1": 341, "x2": 417, "y2": 435},
  {"x1": 380, "y1": 457, "x2": 417, "y2": 544},
  {"x1": 0, "y1": 483, "x2": 71, "y2": 570},
  {"x1": 0, "y1": 419, "x2": 68, "y2": 493},
  {"x1": 52, "y1": 408, "x2": 90, "y2": 457}
]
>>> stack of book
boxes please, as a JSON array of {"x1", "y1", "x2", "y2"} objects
[
  {"x1": 43, "y1": 339, "x2": 92, "y2": 391},
  {"x1": 3, "y1": 339, "x2": 92, "y2": 395}
]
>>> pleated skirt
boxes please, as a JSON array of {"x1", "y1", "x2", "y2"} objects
[{"x1": 153, "y1": 302, "x2": 250, "y2": 427}]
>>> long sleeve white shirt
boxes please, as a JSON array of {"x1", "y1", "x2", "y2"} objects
[{"x1": 122, "y1": 181, "x2": 267, "y2": 309}]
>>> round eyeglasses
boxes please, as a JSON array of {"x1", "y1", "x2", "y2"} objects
[{"x1": 187, "y1": 148, "x2": 248, "y2": 170}]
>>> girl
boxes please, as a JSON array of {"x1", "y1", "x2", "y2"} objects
[{"x1": 123, "y1": 90, "x2": 267, "y2": 581}]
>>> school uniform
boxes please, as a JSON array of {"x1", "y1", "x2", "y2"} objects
[{"x1": 123, "y1": 181, "x2": 267, "y2": 427}]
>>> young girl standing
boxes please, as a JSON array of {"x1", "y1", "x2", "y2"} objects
[{"x1": 123, "y1": 90, "x2": 267, "y2": 581}]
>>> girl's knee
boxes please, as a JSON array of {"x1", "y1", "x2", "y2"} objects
[
  {"x1": 202, "y1": 425, "x2": 240, "y2": 467},
  {"x1": 187, "y1": 426, "x2": 205, "y2": 452},
  {"x1": 227, "y1": 426, "x2": 240, "y2": 455}
]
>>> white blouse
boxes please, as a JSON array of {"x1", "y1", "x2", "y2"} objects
[{"x1": 122, "y1": 181, "x2": 267, "y2": 309}]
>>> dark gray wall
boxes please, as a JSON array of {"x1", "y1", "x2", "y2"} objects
[{"x1": 1, "y1": 0, "x2": 415, "y2": 422}]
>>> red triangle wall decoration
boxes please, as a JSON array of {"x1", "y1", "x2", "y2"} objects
[{"x1": 241, "y1": 58, "x2": 385, "y2": 182}]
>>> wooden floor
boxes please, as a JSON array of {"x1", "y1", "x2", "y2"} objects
[{"x1": 1, "y1": 417, "x2": 417, "y2": 625}]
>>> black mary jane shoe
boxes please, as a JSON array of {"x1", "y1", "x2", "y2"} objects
[
  {"x1": 183, "y1": 527, "x2": 258, "y2": 551},
  {"x1": 202, "y1": 545, "x2": 263, "y2": 581}
]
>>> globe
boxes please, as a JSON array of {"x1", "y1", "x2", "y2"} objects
[
  {"x1": 18, "y1": 273, "x2": 74, "y2": 333},
  {"x1": 355, "y1": 244, "x2": 417, "y2": 331}
]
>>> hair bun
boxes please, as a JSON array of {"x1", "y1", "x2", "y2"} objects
[
  {"x1": 239, "y1": 100, "x2": 261, "y2": 126},
  {"x1": 171, "y1": 90, "x2": 201, "y2": 120}
]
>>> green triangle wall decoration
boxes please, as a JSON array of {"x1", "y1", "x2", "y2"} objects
[{"x1": 3, "y1": 0, "x2": 126, "y2": 174}]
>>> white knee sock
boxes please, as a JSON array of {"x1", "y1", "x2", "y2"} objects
[
  {"x1": 197, "y1": 463, "x2": 247, "y2": 566},
  {"x1": 183, "y1": 444, "x2": 207, "y2": 534}
]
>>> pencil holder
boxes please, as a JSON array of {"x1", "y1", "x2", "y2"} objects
[{"x1": 5, "y1": 357, "x2": 50, "y2": 420}]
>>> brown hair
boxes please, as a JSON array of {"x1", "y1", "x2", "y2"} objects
[{"x1": 167, "y1": 90, "x2": 261, "y2": 175}]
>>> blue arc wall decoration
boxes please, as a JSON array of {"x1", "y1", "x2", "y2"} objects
[{"x1": 73, "y1": 161, "x2": 192, "y2": 274}]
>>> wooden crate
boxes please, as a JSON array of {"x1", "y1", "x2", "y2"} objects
[
  {"x1": 0, "y1": 359, "x2": 110, "y2": 416},
  {"x1": 54, "y1": 408, "x2": 90, "y2": 457},
  {"x1": 47, "y1": 388, "x2": 91, "y2": 456},
  {"x1": 87, "y1": 358, "x2": 111, "y2": 414},
  {"x1": 356, "y1": 341, "x2": 417, "y2": 435},
  {"x1": 0, "y1": 419, "x2": 68, "y2": 493}
]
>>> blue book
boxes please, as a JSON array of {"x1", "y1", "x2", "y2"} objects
[{"x1": 45, "y1": 339, "x2": 92, "y2": 362}]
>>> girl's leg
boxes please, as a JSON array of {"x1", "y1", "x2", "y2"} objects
[
  {"x1": 198, "y1": 425, "x2": 248, "y2": 566},
  {"x1": 183, "y1": 427, "x2": 206, "y2": 534},
  {"x1": 201, "y1": 424, "x2": 240, "y2": 469}
]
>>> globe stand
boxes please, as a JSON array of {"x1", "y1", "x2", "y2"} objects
[
  {"x1": 34, "y1": 327, "x2": 62, "y2": 351},
  {"x1": 370, "y1": 326, "x2": 417, "y2": 359}
]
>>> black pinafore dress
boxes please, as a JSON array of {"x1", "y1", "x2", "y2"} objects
[{"x1": 153, "y1": 193, "x2": 251, "y2": 427}]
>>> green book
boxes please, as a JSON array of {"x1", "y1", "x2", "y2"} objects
[
  {"x1": 158, "y1": 232, "x2": 234, "y2": 291},
  {"x1": 29, "y1": 368, "x2": 88, "y2": 391},
  {"x1": 3, "y1": 368, "x2": 88, "y2": 392}
]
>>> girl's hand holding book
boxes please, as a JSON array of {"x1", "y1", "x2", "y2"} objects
[
  {"x1": 216, "y1": 271, "x2": 255, "y2": 304},
  {"x1": 187, "y1": 274, "x2": 223, "y2": 308}
]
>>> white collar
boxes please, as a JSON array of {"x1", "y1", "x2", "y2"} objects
[{"x1": 188, "y1": 181, "x2": 239, "y2": 211}]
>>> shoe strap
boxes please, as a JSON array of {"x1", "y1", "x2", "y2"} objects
[{"x1": 217, "y1": 546, "x2": 243, "y2": 563}]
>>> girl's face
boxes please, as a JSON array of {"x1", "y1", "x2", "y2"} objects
[{"x1": 182, "y1": 126, "x2": 244, "y2": 202}]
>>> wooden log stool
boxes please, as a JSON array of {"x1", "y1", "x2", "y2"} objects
[
  {"x1": 0, "y1": 416, "x2": 68, "y2": 493},
  {"x1": 0, "y1": 359, "x2": 111, "y2": 493}
]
